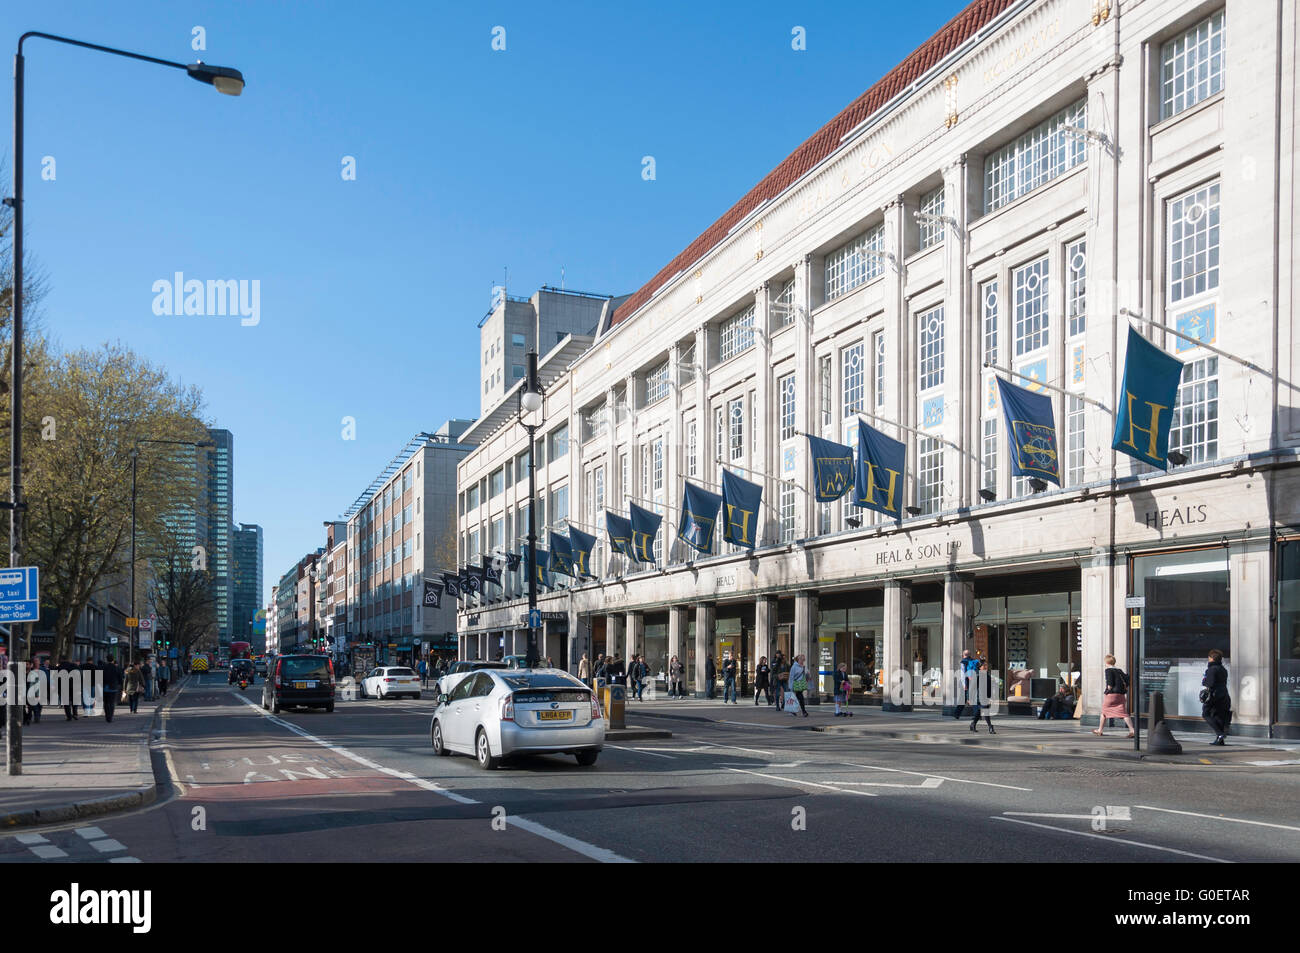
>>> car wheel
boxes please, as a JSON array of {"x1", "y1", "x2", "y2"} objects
[
  {"x1": 414, "y1": 692, "x2": 421, "y2": 700},
  {"x1": 575, "y1": 750, "x2": 599, "y2": 767},
  {"x1": 271, "y1": 700, "x2": 281, "y2": 714},
  {"x1": 359, "y1": 682, "x2": 367, "y2": 699},
  {"x1": 379, "y1": 687, "x2": 387, "y2": 700},
  {"x1": 475, "y1": 729, "x2": 499, "y2": 770},
  {"x1": 326, "y1": 703, "x2": 334, "y2": 713},
  {"x1": 432, "y1": 721, "x2": 448, "y2": 756}
]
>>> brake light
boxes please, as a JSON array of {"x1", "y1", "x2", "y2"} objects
[
  {"x1": 327, "y1": 659, "x2": 335, "y2": 687},
  {"x1": 384, "y1": 677, "x2": 396, "y2": 682},
  {"x1": 500, "y1": 695, "x2": 515, "y2": 722},
  {"x1": 590, "y1": 691, "x2": 602, "y2": 720}
]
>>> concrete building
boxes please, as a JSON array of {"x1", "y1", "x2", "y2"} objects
[
  {"x1": 457, "y1": 0, "x2": 1300, "y2": 738},
  {"x1": 341, "y1": 422, "x2": 473, "y2": 665},
  {"x1": 479, "y1": 287, "x2": 627, "y2": 415},
  {"x1": 265, "y1": 589, "x2": 278, "y2": 655}
]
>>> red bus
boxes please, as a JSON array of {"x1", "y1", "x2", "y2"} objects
[{"x1": 230, "y1": 641, "x2": 252, "y2": 659}]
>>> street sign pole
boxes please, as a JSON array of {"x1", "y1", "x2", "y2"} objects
[{"x1": 0, "y1": 568, "x2": 41, "y2": 777}]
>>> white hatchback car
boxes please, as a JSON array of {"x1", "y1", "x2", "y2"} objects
[
  {"x1": 431, "y1": 669, "x2": 605, "y2": 769},
  {"x1": 360, "y1": 666, "x2": 422, "y2": 700}
]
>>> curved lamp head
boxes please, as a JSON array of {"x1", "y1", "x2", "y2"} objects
[
  {"x1": 187, "y1": 62, "x2": 245, "y2": 96},
  {"x1": 521, "y1": 390, "x2": 543, "y2": 414}
]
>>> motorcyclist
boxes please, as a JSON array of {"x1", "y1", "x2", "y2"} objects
[{"x1": 229, "y1": 658, "x2": 254, "y2": 686}]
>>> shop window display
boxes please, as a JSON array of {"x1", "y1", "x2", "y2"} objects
[{"x1": 1278, "y1": 540, "x2": 1300, "y2": 727}]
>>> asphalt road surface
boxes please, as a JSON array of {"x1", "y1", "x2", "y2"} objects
[{"x1": 4, "y1": 672, "x2": 1299, "y2": 864}]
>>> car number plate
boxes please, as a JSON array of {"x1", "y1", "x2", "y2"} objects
[
  {"x1": 537, "y1": 710, "x2": 572, "y2": 722},
  {"x1": 293, "y1": 680, "x2": 317, "y2": 689}
]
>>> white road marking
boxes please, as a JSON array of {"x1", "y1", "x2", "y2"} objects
[
  {"x1": 1135, "y1": 805, "x2": 1300, "y2": 833},
  {"x1": 836, "y1": 760, "x2": 1032, "y2": 792},
  {"x1": 1242, "y1": 759, "x2": 1300, "y2": 766},
  {"x1": 825, "y1": 777, "x2": 944, "y2": 789},
  {"x1": 725, "y1": 766, "x2": 877, "y2": 796},
  {"x1": 90, "y1": 839, "x2": 126, "y2": 853},
  {"x1": 1004, "y1": 812, "x2": 1107, "y2": 820},
  {"x1": 75, "y1": 827, "x2": 107, "y2": 840},
  {"x1": 604, "y1": 744, "x2": 676, "y2": 759},
  {"x1": 30, "y1": 845, "x2": 67, "y2": 859},
  {"x1": 992, "y1": 816, "x2": 1231, "y2": 862},
  {"x1": 231, "y1": 693, "x2": 633, "y2": 862},
  {"x1": 15, "y1": 833, "x2": 48, "y2": 845},
  {"x1": 692, "y1": 739, "x2": 776, "y2": 756}
]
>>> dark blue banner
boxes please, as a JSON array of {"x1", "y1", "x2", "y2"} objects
[
  {"x1": 505, "y1": 552, "x2": 522, "y2": 572},
  {"x1": 525, "y1": 548, "x2": 551, "y2": 588},
  {"x1": 853, "y1": 420, "x2": 906, "y2": 518},
  {"x1": 464, "y1": 565, "x2": 484, "y2": 593},
  {"x1": 548, "y1": 532, "x2": 575, "y2": 577},
  {"x1": 806, "y1": 434, "x2": 854, "y2": 502},
  {"x1": 1112, "y1": 326, "x2": 1184, "y2": 470},
  {"x1": 677, "y1": 481, "x2": 722, "y2": 554},
  {"x1": 440, "y1": 572, "x2": 461, "y2": 598},
  {"x1": 567, "y1": 527, "x2": 597, "y2": 578},
  {"x1": 422, "y1": 579, "x2": 443, "y2": 609},
  {"x1": 482, "y1": 556, "x2": 501, "y2": 585},
  {"x1": 996, "y1": 376, "x2": 1060, "y2": 485},
  {"x1": 629, "y1": 503, "x2": 662, "y2": 563},
  {"x1": 604, "y1": 510, "x2": 634, "y2": 558},
  {"x1": 721, "y1": 470, "x2": 763, "y2": 549}
]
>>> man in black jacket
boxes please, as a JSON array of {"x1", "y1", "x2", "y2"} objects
[
  {"x1": 1201, "y1": 649, "x2": 1231, "y2": 745},
  {"x1": 705, "y1": 654, "x2": 717, "y2": 699},
  {"x1": 101, "y1": 657, "x2": 122, "y2": 723}
]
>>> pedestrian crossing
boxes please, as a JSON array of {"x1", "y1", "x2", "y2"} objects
[{"x1": 0, "y1": 826, "x2": 140, "y2": 863}]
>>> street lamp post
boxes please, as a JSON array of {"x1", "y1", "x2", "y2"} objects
[
  {"x1": 5, "y1": 31, "x2": 242, "y2": 776},
  {"x1": 520, "y1": 351, "x2": 543, "y2": 668},
  {"x1": 130, "y1": 438, "x2": 215, "y2": 669}
]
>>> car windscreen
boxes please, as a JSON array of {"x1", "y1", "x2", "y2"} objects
[
  {"x1": 500, "y1": 673, "x2": 585, "y2": 691},
  {"x1": 512, "y1": 690, "x2": 592, "y2": 703},
  {"x1": 386, "y1": 668, "x2": 416, "y2": 677},
  {"x1": 282, "y1": 658, "x2": 330, "y2": 678}
]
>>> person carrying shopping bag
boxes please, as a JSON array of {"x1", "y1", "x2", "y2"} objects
[
  {"x1": 788, "y1": 654, "x2": 810, "y2": 717},
  {"x1": 124, "y1": 663, "x2": 145, "y2": 714},
  {"x1": 833, "y1": 661, "x2": 853, "y2": 717}
]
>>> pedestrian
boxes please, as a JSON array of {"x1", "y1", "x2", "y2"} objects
[
  {"x1": 705, "y1": 654, "x2": 717, "y2": 699},
  {"x1": 1092, "y1": 655, "x2": 1132, "y2": 736},
  {"x1": 101, "y1": 656, "x2": 121, "y2": 723},
  {"x1": 834, "y1": 661, "x2": 853, "y2": 717},
  {"x1": 595, "y1": 655, "x2": 609, "y2": 684},
  {"x1": 788, "y1": 654, "x2": 810, "y2": 717},
  {"x1": 57, "y1": 656, "x2": 79, "y2": 721},
  {"x1": 141, "y1": 658, "x2": 154, "y2": 702},
  {"x1": 629, "y1": 655, "x2": 644, "y2": 700},
  {"x1": 668, "y1": 655, "x2": 684, "y2": 697},
  {"x1": 158, "y1": 660, "x2": 171, "y2": 697},
  {"x1": 418, "y1": 658, "x2": 427, "y2": 687},
  {"x1": 124, "y1": 663, "x2": 145, "y2": 714},
  {"x1": 772, "y1": 651, "x2": 789, "y2": 710},
  {"x1": 1039, "y1": 680, "x2": 1076, "y2": 720},
  {"x1": 1201, "y1": 648, "x2": 1231, "y2": 745},
  {"x1": 23, "y1": 660, "x2": 46, "y2": 725},
  {"x1": 578, "y1": 652, "x2": 590, "y2": 685},
  {"x1": 722, "y1": 653, "x2": 739, "y2": 704},
  {"x1": 753, "y1": 656, "x2": 770, "y2": 705},
  {"x1": 964, "y1": 659, "x2": 995, "y2": 734}
]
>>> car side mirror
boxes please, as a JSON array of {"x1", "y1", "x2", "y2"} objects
[{"x1": 438, "y1": 693, "x2": 450, "y2": 705}]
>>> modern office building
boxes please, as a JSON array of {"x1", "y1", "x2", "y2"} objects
[
  {"x1": 205, "y1": 428, "x2": 235, "y2": 653},
  {"x1": 456, "y1": 0, "x2": 1300, "y2": 737},
  {"x1": 341, "y1": 421, "x2": 473, "y2": 664},
  {"x1": 232, "y1": 522, "x2": 263, "y2": 647}
]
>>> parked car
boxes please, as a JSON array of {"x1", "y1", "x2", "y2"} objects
[
  {"x1": 360, "y1": 666, "x2": 421, "y2": 700},
  {"x1": 430, "y1": 669, "x2": 604, "y2": 769},
  {"x1": 435, "y1": 660, "x2": 508, "y2": 697},
  {"x1": 263, "y1": 654, "x2": 335, "y2": 713}
]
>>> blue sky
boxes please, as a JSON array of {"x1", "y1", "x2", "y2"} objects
[{"x1": 2, "y1": 0, "x2": 967, "y2": 603}]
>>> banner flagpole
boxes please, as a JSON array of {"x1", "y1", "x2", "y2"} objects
[
  {"x1": 1119, "y1": 307, "x2": 1276, "y2": 378},
  {"x1": 981, "y1": 365, "x2": 1111, "y2": 413},
  {"x1": 715, "y1": 458, "x2": 811, "y2": 497}
]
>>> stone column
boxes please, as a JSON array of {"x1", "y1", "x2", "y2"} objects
[
  {"x1": 569, "y1": 609, "x2": 590, "y2": 677},
  {"x1": 605, "y1": 613, "x2": 625, "y2": 660},
  {"x1": 694, "y1": 602, "x2": 715, "y2": 698},
  {"x1": 1080, "y1": 552, "x2": 1113, "y2": 726},
  {"x1": 883, "y1": 579, "x2": 912, "y2": 711},
  {"x1": 794, "y1": 589, "x2": 821, "y2": 703},
  {"x1": 1229, "y1": 537, "x2": 1270, "y2": 732},
  {"x1": 942, "y1": 573, "x2": 974, "y2": 714},
  {"x1": 941, "y1": 155, "x2": 971, "y2": 509},
  {"x1": 755, "y1": 595, "x2": 776, "y2": 666},
  {"x1": 626, "y1": 610, "x2": 645, "y2": 660}
]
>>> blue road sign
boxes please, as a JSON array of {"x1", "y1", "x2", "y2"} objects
[
  {"x1": 0, "y1": 566, "x2": 39, "y2": 623},
  {"x1": 528, "y1": 609, "x2": 542, "y2": 629}
]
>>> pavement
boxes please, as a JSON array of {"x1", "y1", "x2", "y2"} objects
[{"x1": 0, "y1": 681, "x2": 179, "y2": 829}]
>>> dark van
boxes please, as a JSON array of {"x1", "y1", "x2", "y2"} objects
[{"x1": 263, "y1": 654, "x2": 335, "y2": 713}]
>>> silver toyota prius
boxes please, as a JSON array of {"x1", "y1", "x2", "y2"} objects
[{"x1": 430, "y1": 669, "x2": 605, "y2": 769}]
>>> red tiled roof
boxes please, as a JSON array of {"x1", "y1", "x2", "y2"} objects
[{"x1": 610, "y1": 0, "x2": 1017, "y2": 328}]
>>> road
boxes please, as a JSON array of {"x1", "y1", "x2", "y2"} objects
[{"x1": 3, "y1": 672, "x2": 1299, "y2": 864}]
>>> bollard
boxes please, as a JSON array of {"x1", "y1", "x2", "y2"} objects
[{"x1": 1145, "y1": 690, "x2": 1183, "y2": 755}]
